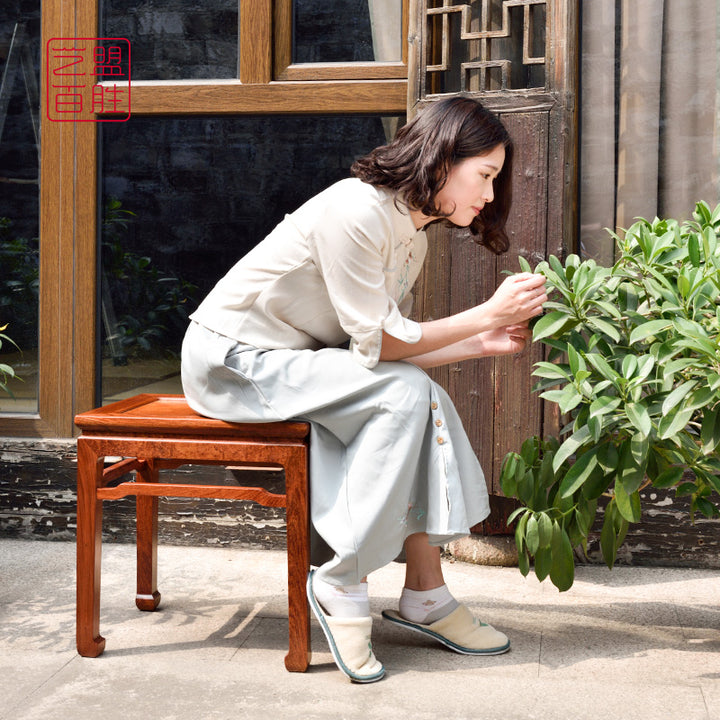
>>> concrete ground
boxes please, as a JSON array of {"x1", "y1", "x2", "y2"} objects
[{"x1": 1, "y1": 539, "x2": 719, "y2": 720}]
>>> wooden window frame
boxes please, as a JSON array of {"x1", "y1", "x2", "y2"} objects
[
  {"x1": 0, "y1": 0, "x2": 408, "y2": 437},
  {"x1": 273, "y1": 0, "x2": 409, "y2": 80}
]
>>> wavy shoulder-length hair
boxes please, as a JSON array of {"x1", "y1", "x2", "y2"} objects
[{"x1": 351, "y1": 96, "x2": 514, "y2": 255}]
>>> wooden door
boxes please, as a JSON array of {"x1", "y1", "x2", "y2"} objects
[{"x1": 408, "y1": 0, "x2": 578, "y2": 533}]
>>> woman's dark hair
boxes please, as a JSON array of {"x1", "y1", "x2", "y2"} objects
[{"x1": 351, "y1": 96, "x2": 514, "y2": 254}]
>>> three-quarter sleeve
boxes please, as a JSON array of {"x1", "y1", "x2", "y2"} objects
[{"x1": 301, "y1": 184, "x2": 424, "y2": 368}]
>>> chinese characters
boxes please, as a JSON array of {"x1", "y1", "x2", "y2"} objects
[{"x1": 46, "y1": 38, "x2": 131, "y2": 122}]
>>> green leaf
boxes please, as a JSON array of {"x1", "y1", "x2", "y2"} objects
[
  {"x1": 517, "y1": 469, "x2": 536, "y2": 505},
  {"x1": 549, "y1": 254, "x2": 566, "y2": 279},
  {"x1": 553, "y1": 425, "x2": 592, "y2": 473},
  {"x1": 705, "y1": 224, "x2": 718, "y2": 255},
  {"x1": 533, "y1": 311, "x2": 573, "y2": 341},
  {"x1": 534, "y1": 546, "x2": 552, "y2": 582},
  {"x1": 585, "y1": 353, "x2": 621, "y2": 387},
  {"x1": 587, "y1": 317, "x2": 621, "y2": 342},
  {"x1": 677, "y1": 273, "x2": 691, "y2": 298},
  {"x1": 701, "y1": 472, "x2": 720, "y2": 496},
  {"x1": 661, "y1": 380, "x2": 697, "y2": 416},
  {"x1": 633, "y1": 354, "x2": 656, "y2": 383},
  {"x1": 588, "y1": 300, "x2": 623, "y2": 320},
  {"x1": 629, "y1": 432, "x2": 650, "y2": 470},
  {"x1": 614, "y1": 478, "x2": 641, "y2": 523},
  {"x1": 500, "y1": 453, "x2": 521, "y2": 497},
  {"x1": 515, "y1": 510, "x2": 530, "y2": 552},
  {"x1": 589, "y1": 396, "x2": 622, "y2": 419},
  {"x1": 657, "y1": 406, "x2": 695, "y2": 440},
  {"x1": 701, "y1": 408, "x2": 720, "y2": 454},
  {"x1": 549, "y1": 522, "x2": 575, "y2": 592},
  {"x1": 559, "y1": 449, "x2": 600, "y2": 499},
  {"x1": 540, "y1": 389, "x2": 571, "y2": 405},
  {"x1": 520, "y1": 437, "x2": 539, "y2": 465},
  {"x1": 537, "y1": 512, "x2": 554, "y2": 548},
  {"x1": 557, "y1": 387, "x2": 584, "y2": 414},
  {"x1": 597, "y1": 442, "x2": 619, "y2": 473},
  {"x1": 526, "y1": 514, "x2": 540, "y2": 554},
  {"x1": 507, "y1": 506, "x2": 527, "y2": 526},
  {"x1": 575, "y1": 498, "x2": 598, "y2": 537},
  {"x1": 694, "y1": 496, "x2": 718, "y2": 519},
  {"x1": 518, "y1": 547, "x2": 530, "y2": 577},
  {"x1": 686, "y1": 387, "x2": 715, "y2": 412},
  {"x1": 676, "y1": 481, "x2": 698, "y2": 497},
  {"x1": 625, "y1": 401, "x2": 652, "y2": 437},
  {"x1": 652, "y1": 466, "x2": 684, "y2": 489},
  {"x1": 621, "y1": 355, "x2": 638, "y2": 379},
  {"x1": 688, "y1": 232, "x2": 701, "y2": 266},
  {"x1": 518, "y1": 256, "x2": 532, "y2": 273},
  {"x1": 567, "y1": 344, "x2": 582, "y2": 376},
  {"x1": 539, "y1": 450, "x2": 556, "y2": 488},
  {"x1": 629, "y1": 319, "x2": 672, "y2": 344},
  {"x1": 533, "y1": 361, "x2": 572, "y2": 381},
  {"x1": 616, "y1": 437, "x2": 645, "y2": 493},
  {"x1": 0, "y1": 364, "x2": 16, "y2": 378}
]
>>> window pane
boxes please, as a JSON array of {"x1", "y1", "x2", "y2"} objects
[
  {"x1": 0, "y1": 7, "x2": 40, "y2": 414},
  {"x1": 293, "y1": 0, "x2": 403, "y2": 63},
  {"x1": 100, "y1": 0, "x2": 238, "y2": 80},
  {"x1": 100, "y1": 114, "x2": 403, "y2": 404}
]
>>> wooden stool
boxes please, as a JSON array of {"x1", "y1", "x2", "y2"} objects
[{"x1": 74, "y1": 393, "x2": 311, "y2": 672}]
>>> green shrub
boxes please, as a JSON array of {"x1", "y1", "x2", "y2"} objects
[{"x1": 501, "y1": 201, "x2": 720, "y2": 591}]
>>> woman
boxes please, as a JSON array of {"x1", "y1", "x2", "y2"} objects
[{"x1": 181, "y1": 97, "x2": 547, "y2": 683}]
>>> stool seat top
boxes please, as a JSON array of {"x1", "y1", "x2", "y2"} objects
[{"x1": 74, "y1": 394, "x2": 310, "y2": 439}]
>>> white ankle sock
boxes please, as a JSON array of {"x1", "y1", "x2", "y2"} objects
[
  {"x1": 313, "y1": 577, "x2": 370, "y2": 618},
  {"x1": 399, "y1": 584, "x2": 459, "y2": 624}
]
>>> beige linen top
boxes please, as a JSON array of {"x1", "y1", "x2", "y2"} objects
[{"x1": 189, "y1": 178, "x2": 428, "y2": 368}]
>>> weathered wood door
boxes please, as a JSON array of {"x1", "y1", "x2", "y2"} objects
[{"x1": 408, "y1": 0, "x2": 578, "y2": 533}]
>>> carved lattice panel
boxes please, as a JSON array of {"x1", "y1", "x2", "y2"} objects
[{"x1": 423, "y1": 0, "x2": 547, "y2": 96}]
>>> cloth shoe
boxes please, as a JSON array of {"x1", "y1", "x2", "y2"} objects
[
  {"x1": 382, "y1": 604, "x2": 510, "y2": 655},
  {"x1": 307, "y1": 570, "x2": 385, "y2": 683}
]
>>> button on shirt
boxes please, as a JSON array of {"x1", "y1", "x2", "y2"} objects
[{"x1": 190, "y1": 178, "x2": 428, "y2": 368}]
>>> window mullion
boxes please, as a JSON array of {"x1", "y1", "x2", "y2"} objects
[{"x1": 240, "y1": 0, "x2": 273, "y2": 83}]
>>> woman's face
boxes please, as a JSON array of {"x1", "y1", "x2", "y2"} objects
[{"x1": 434, "y1": 144, "x2": 506, "y2": 227}]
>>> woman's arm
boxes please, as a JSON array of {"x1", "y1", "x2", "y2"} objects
[
  {"x1": 399, "y1": 324, "x2": 532, "y2": 369},
  {"x1": 379, "y1": 272, "x2": 546, "y2": 363}
]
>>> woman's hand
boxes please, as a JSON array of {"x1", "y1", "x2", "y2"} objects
[
  {"x1": 483, "y1": 273, "x2": 547, "y2": 327},
  {"x1": 473, "y1": 323, "x2": 532, "y2": 357},
  {"x1": 381, "y1": 272, "x2": 546, "y2": 364}
]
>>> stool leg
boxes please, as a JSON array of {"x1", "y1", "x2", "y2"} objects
[
  {"x1": 136, "y1": 460, "x2": 161, "y2": 611},
  {"x1": 76, "y1": 440, "x2": 106, "y2": 657},
  {"x1": 284, "y1": 447, "x2": 311, "y2": 672}
]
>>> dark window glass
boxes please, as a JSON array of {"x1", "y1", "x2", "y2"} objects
[
  {"x1": 101, "y1": 0, "x2": 239, "y2": 80},
  {"x1": 293, "y1": 0, "x2": 402, "y2": 64},
  {"x1": 0, "y1": 5, "x2": 40, "y2": 413},
  {"x1": 100, "y1": 114, "x2": 403, "y2": 403}
]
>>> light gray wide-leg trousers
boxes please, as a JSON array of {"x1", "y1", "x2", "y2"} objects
[{"x1": 181, "y1": 322, "x2": 490, "y2": 586}]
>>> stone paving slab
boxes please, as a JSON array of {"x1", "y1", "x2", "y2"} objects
[{"x1": 1, "y1": 540, "x2": 719, "y2": 720}]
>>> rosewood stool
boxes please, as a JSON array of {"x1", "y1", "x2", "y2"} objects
[{"x1": 74, "y1": 393, "x2": 311, "y2": 672}]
